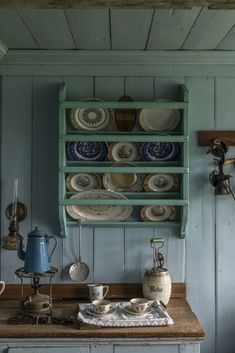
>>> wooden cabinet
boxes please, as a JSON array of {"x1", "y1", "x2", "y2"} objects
[
  {"x1": 58, "y1": 83, "x2": 189, "y2": 238},
  {"x1": 1, "y1": 340, "x2": 202, "y2": 353}
]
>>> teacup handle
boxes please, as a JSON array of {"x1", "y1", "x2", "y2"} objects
[
  {"x1": 147, "y1": 300, "x2": 154, "y2": 307},
  {"x1": 103, "y1": 285, "x2": 109, "y2": 298},
  {"x1": 0, "y1": 281, "x2": 5, "y2": 295}
]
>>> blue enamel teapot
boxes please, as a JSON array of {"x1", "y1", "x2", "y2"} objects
[{"x1": 18, "y1": 227, "x2": 57, "y2": 273}]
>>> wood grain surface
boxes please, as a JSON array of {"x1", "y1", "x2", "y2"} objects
[
  {"x1": 0, "y1": 297, "x2": 205, "y2": 338},
  {"x1": 198, "y1": 130, "x2": 235, "y2": 146}
]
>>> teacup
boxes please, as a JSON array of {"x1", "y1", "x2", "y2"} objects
[
  {"x1": 87, "y1": 284, "x2": 109, "y2": 301},
  {"x1": 92, "y1": 299, "x2": 112, "y2": 314},
  {"x1": 130, "y1": 298, "x2": 153, "y2": 314},
  {"x1": 0, "y1": 281, "x2": 5, "y2": 295}
]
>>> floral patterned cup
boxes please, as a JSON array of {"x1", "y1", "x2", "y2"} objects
[
  {"x1": 92, "y1": 299, "x2": 112, "y2": 314},
  {"x1": 130, "y1": 298, "x2": 153, "y2": 313}
]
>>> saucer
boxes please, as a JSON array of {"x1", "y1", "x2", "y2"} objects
[
  {"x1": 86, "y1": 307, "x2": 116, "y2": 317},
  {"x1": 122, "y1": 304, "x2": 153, "y2": 316}
]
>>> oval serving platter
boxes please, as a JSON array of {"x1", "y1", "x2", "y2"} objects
[
  {"x1": 139, "y1": 99, "x2": 181, "y2": 132},
  {"x1": 140, "y1": 142, "x2": 180, "y2": 161},
  {"x1": 66, "y1": 173, "x2": 101, "y2": 192},
  {"x1": 70, "y1": 98, "x2": 114, "y2": 131},
  {"x1": 115, "y1": 95, "x2": 136, "y2": 131},
  {"x1": 66, "y1": 189, "x2": 133, "y2": 222}
]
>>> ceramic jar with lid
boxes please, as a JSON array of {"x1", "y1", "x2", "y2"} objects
[
  {"x1": 143, "y1": 236, "x2": 172, "y2": 306},
  {"x1": 143, "y1": 267, "x2": 171, "y2": 305}
]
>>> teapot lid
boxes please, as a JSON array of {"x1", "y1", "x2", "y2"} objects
[{"x1": 29, "y1": 227, "x2": 46, "y2": 237}]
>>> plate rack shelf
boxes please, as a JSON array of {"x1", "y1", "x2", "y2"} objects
[{"x1": 58, "y1": 83, "x2": 189, "y2": 238}]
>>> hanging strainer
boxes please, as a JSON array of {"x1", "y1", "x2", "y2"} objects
[{"x1": 69, "y1": 221, "x2": 89, "y2": 282}]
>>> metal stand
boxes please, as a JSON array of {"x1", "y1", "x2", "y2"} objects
[{"x1": 15, "y1": 267, "x2": 58, "y2": 324}]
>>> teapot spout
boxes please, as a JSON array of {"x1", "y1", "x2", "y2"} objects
[{"x1": 17, "y1": 234, "x2": 26, "y2": 261}]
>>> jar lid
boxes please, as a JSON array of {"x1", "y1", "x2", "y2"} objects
[{"x1": 145, "y1": 266, "x2": 168, "y2": 273}]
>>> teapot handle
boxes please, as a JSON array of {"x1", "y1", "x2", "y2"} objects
[{"x1": 47, "y1": 236, "x2": 57, "y2": 261}]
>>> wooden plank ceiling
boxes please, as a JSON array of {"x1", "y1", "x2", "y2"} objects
[
  {"x1": 0, "y1": 0, "x2": 235, "y2": 9},
  {"x1": 1, "y1": 7, "x2": 235, "y2": 50}
]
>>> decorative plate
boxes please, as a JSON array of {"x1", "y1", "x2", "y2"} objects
[
  {"x1": 115, "y1": 95, "x2": 136, "y2": 131},
  {"x1": 144, "y1": 173, "x2": 179, "y2": 192},
  {"x1": 140, "y1": 205, "x2": 173, "y2": 222},
  {"x1": 67, "y1": 141, "x2": 108, "y2": 161},
  {"x1": 66, "y1": 189, "x2": 133, "y2": 221},
  {"x1": 103, "y1": 163, "x2": 144, "y2": 192},
  {"x1": 140, "y1": 142, "x2": 180, "y2": 161},
  {"x1": 139, "y1": 99, "x2": 181, "y2": 132},
  {"x1": 66, "y1": 173, "x2": 101, "y2": 192},
  {"x1": 70, "y1": 98, "x2": 114, "y2": 131},
  {"x1": 108, "y1": 142, "x2": 139, "y2": 162}
]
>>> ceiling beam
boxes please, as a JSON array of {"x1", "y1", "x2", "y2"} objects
[{"x1": 0, "y1": 0, "x2": 235, "y2": 10}]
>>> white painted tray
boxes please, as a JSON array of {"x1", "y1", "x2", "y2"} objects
[{"x1": 77, "y1": 301, "x2": 174, "y2": 327}]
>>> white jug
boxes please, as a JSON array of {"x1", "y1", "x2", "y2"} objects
[{"x1": 0, "y1": 281, "x2": 5, "y2": 295}]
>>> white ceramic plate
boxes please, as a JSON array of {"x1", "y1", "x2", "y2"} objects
[
  {"x1": 70, "y1": 98, "x2": 114, "y2": 131},
  {"x1": 122, "y1": 304, "x2": 153, "y2": 316},
  {"x1": 86, "y1": 307, "x2": 116, "y2": 317},
  {"x1": 103, "y1": 163, "x2": 144, "y2": 192},
  {"x1": 140, "y1": 205, "x2": 173, "y2": 222},
  {"x1": 144, "y1": 174, "x2": 176, "y2": 192},
  {"x1": 139, "y1": 99, "x2": 181, "y2": 132},
  {"x1": 66, "y1": 173, "x2": 101, "y2": 192},
  {"x1": 108, "y1": 142, "x2": 139, "y2": 162},
  {"x1": 66, "y1": 189, "x2": 133, "y2": 221}
]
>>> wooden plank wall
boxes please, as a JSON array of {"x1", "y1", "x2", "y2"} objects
[{"x1": 0, "y1": 72, "x2": 235, "y2": 353}]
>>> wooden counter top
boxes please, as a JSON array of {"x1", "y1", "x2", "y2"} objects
[{"x1": 0, "y1": 283, "x2": 205, "y2": 340}]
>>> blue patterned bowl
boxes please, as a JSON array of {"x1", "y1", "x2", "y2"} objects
[{"x1": 140, "y1": 142, "x2": 180, "y2": 161}]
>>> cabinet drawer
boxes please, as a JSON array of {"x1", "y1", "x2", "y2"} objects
[
  {"x1": 114, "y1": 344, "x2": 179, "y2": 353},
  {"x1": 7, "y1": 347, "x2": 89, "y2": 353}
]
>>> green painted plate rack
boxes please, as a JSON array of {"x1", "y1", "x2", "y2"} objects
[{"x1": 58, "y1": 83, "x2": 189, "y2": 238}]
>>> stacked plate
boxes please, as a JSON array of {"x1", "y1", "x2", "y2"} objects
[
  {"x1": 140, "y1": 205, "x2": 176, "y2": 222},
  {"x1": 103, "y1": 163, "x2": 144, "y2": 192},
  {"x1": 67, "y1": 141, "x2": 108, "y2": 161},
  {"x1": 66, "y1": 173, "x2": 101, "y2": 192},
  {"x1": 70, "y1": 98, "x2": 114, "y2": 131},
  {"x1": 108, "y1": 142, "x2": 139, "y2": 162},
  {"x1": 66, "y1": 189, "x2": 133, "y2": 222},
  {"x1": 139, "y1": 99, "x2": 181, "y2": 132},
  {"x1": 144, "y1": 174, "x2": 179, "y2": 192},
  {"x1": 140, "y1": 142, "x2": 180, "y2": 161}
]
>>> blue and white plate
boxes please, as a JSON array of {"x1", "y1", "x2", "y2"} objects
[
  {"x1": 140, "y1": 142, "x2": 180, "y2": 161},
  {"x1": 67, "y1": 142, "x2": 108, "y2": 161}
]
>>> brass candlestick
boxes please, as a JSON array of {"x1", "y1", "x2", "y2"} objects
[{"x1": 2, "y1": 202, "x2": 27, "y2": 250}]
